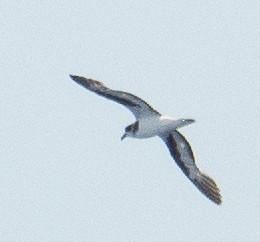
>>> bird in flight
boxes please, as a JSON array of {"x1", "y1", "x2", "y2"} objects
[{"x1": 70, "y1": 75, "x2": 222, "y2": 205}]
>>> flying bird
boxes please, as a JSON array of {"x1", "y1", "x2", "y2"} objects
[{"x1": 70, "y1": 75, "x2": 222, "y2": 205}]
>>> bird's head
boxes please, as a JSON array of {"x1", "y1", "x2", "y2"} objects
[{"x1": 121, "y1": 122, "x2": 139, "y2": 141}]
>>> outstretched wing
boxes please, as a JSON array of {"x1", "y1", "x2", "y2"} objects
[
  {"x1": 160, "y1": 130, "x2": 222, "y2": 205},
  {"x1": 70, "y1": 75, "x2": 160, "y2": 119}
]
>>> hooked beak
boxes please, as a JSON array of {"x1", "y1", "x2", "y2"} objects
[{"x1": 121, "y1": 133, "x2": 127, "y2": 141}]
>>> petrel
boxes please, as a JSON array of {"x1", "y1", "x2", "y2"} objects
[{"x1": 70, "y1": 75, "x2": 222, "y2": 205}]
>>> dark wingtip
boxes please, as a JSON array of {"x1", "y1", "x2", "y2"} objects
[
  {"x1": 69, "y1": 74, "x2": 88, "y2": 87},
  {"x1": 193, "y1": 172, "x2": 222, "y2": 205},
  {"x1": 70, "y1": 74, "x2": 79, "y2": 81}
]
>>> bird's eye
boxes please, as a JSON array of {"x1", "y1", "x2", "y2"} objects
[{"x1": 125, "y1": 125, "x2": 132, "y2": 132}]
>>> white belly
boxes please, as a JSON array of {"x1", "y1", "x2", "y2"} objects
[{"x1": 135, "y1": 116, "x2": 176, "y2": 139}]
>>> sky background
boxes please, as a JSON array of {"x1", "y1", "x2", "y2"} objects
[{"x1": 1, "y1": 1, "x2": 260, "y2": 241}]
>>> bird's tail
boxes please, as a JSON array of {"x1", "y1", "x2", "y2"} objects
[
  {"x1": 174, "y1": 119, "x2": 195, "y2": 129},
  {"x1": 192, "y1": 172, "x2": 222, "y2": 205}
]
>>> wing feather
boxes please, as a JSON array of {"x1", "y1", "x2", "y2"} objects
[
  {"x1": 70, "y1": 75, "x2": 160, "y2": 119},
  {"x1": 160, "y1": 130, "x2": 222, "y2": 205}
]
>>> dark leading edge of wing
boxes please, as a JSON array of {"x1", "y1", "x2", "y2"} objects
[
  {"x1": 160, "y1": 130, "x2": 222, "y2": 205},
  {"x1": 70, "y1": 75, "x2": 160, "y2": 119}
]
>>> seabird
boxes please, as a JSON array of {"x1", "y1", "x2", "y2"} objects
[{"x1": 70, "y1": 75, "x2": 222, "y2": 205}]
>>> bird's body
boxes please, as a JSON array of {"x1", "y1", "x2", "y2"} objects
[
  {"x1": 70, "y1": 75, "x2": 222, "y2": 205},
  {"x1": 126, "y1": 116, "x2": 194, "y2": 139},
  {"x1": 136, "y1": 115, "x2": 172, "y2": 138}
]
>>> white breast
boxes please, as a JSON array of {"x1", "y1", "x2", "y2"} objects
[{"x1": 135, "y1": 115, "x2": 176, "y2": 139}]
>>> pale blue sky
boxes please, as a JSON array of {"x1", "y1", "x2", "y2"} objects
[{"x1": 1, "y1": 1, "x2": 260, "y2": 241}]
